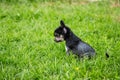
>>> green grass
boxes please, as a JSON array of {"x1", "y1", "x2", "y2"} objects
[{"x1": 0, "y1": 0, "x2": 120, "y2": 80}]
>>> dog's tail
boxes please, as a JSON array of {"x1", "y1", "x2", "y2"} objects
[{"x1": 105, "y1": 52, "x2": 109, "y2": 59}]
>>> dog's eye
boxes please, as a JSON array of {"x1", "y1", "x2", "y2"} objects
[{"x1": 55, "y1": 33, "x2": 59, "y2": 36}]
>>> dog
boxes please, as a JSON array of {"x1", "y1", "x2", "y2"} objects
[{"x1": 54, "y1": 20, "x2": 95, "y2": 58}]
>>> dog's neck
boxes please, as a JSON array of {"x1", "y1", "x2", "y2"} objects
[{"x1": 65, "y1": 31, "x2": 81, "y2": 46}]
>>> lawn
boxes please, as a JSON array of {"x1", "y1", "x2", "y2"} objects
[{"x1": 0, "y1": 0, "x2": 120, "y2": 80}]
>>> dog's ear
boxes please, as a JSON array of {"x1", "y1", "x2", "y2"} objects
[
  {"x1": 60, "y1": 20, "x2": 65, "y2": 27},
  {"x1": 63, "y1": 27, "x2": 67, "y2": 33},
  {"x1": 60, "y1": 20, "x2": 67, "y2": 33}
]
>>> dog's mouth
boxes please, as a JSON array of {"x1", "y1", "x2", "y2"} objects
[
  {"x1": 54, "y1": 39, "x2": 62, "y2": 42},
  {"x1": 54, "y1": 37, "x2": 64, "y2": 42}
]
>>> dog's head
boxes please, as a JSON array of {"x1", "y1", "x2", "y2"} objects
[{"x1": 54, "y1": 20, "x2": 70, "y2": 42}]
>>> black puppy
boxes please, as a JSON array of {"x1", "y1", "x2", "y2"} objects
[{"x1": 54, "y1": 20, "x2": 95, "y2": 58}]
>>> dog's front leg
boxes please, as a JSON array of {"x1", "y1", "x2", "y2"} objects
[{"x1": 65, "y1": 46, "x2": 70, "y2": 55}]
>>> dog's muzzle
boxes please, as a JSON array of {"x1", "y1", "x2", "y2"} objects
[{"x1": 54, "y1": 37, "x2": 64, "y2": 42}]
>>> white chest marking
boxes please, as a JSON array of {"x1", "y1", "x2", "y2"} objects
[
  {"x1": 65, "y1": 46, "x2": 70, "y2": 55},
  {"x1": 65, "y1": 46, "x2": 69, "y2": 52}
]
